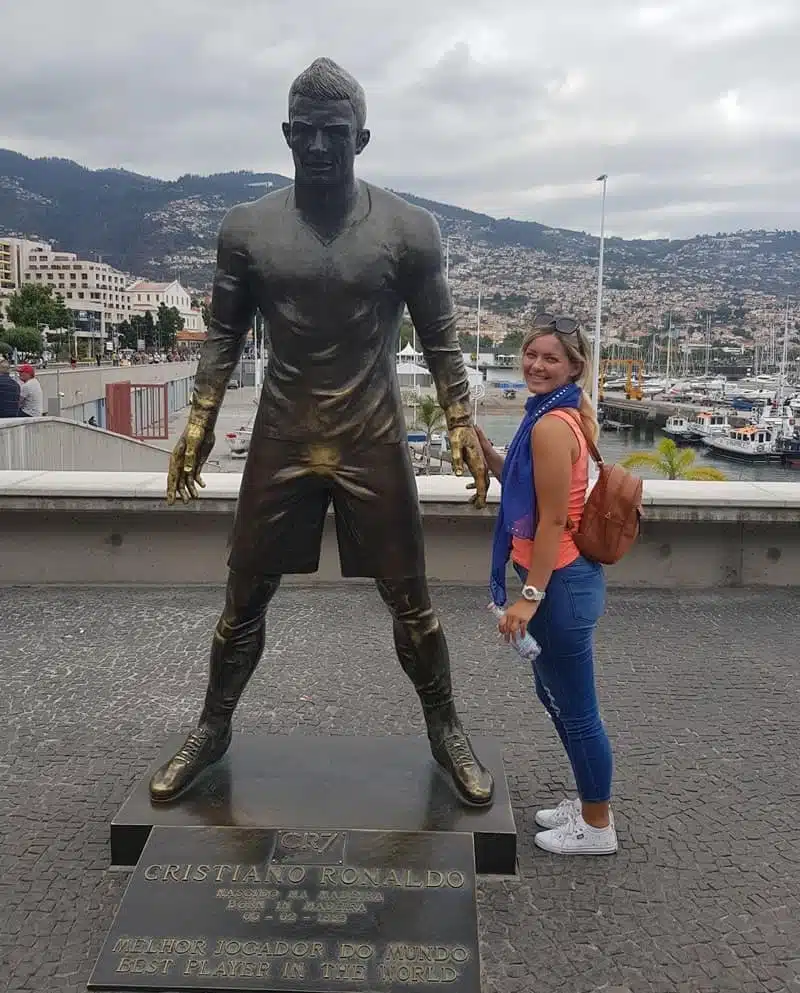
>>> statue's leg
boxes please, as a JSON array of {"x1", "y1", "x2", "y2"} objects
[
  {"x1": 375, "y1": 576, "x2": 494, "y2": 808},
  {"x1": 149, "y1": 570, "x2": 281, "y2": 802}
]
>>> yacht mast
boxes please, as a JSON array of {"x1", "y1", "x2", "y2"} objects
[
  {"x1": 778, "y1": 299, "x2": 790, "y2": 406},
  {"x1": 665, "y1": 312, "x2": 672, "y2": 385}
]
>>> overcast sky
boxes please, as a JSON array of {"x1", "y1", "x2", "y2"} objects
[{"x1": 2, "y1": 0, "x2": 799, "y2": 239}]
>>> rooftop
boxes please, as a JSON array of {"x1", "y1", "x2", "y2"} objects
[
  {"x1": 127, "y1": 279, "x2": 179, "y2": 293},
  {"x1": 2, "y1": 583, "x2": 798, "y2": 992}
]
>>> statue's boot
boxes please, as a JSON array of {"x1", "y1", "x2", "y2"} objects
[
  {"x1": 389, "y1": 611, "x2": 494, "y2": 808},
  {"x1": 149, "y1": 611, "x2": 266, "y2": 803},
  {"x1": 426, "y1": 705, "x2": 495, "y2": 808}
]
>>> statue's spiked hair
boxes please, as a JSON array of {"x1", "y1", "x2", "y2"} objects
[{"x1": 288, "y1": 57, "x2": 367, "y2": 129}]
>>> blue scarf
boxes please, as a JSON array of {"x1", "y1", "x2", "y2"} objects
[{"x1": 489, "y1": 383, "x2": 583, "y2": 606}]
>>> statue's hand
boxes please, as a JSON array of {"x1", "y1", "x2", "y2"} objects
[
  {"x1": 448, "y1": 424, "x2": 490, "y2": 509},
  {"x1": 166, "y1": 415, "x2": 215, "y2": 505}
]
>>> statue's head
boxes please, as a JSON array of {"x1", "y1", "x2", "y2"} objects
[{"x1": 283, "y1": 57, "x2": 370, "y2": 187}]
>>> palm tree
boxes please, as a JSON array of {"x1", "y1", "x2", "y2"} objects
[
  {"x1": 416, "y1": 395, "x2": 446, "y2": 473},
  {"x1": 621, "y1": 437, "x2": 728, "y2": 480}
]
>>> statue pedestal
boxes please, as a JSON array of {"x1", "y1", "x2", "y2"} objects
[
  {"x1": 112, "y1": 733, "x2": 517, "y2": 875},
  {"x1": 90, "y1": 826, "x2": 482, "y2": 992}
]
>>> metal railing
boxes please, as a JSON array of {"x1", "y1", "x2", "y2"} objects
[
  {"x1": 132, "y1": 384, "x2": 169, "y2": 440},
  {"x1": 105, "y1": 382, "x2": 170, "y2": 440}
]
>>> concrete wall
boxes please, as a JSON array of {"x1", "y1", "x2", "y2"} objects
[
  {"x1": 1, "y1": 472, "x2": 798, "y2": 588},
  {"x1": 0, "y1": 421, "x2": 170, "y2": 471},
  {"x1": 34, "y1": 360, "x2": 198, "y2": 419}
]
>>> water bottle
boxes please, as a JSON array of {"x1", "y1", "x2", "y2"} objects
[{"x1": 488, "y1": 603, "x2": 541, "y2": 663}]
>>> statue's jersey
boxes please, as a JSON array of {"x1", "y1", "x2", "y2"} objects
[{"x1": 197, "y1": 181, "x2": 469, "y2": 448}]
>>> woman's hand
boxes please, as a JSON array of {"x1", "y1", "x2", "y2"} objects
[
  {"x1": 474, "y1": 424, "x2": 494, "y2": 457},
  {"x1": 473, "y1": 423, "x2": 505, "y2": 478},
  {"x1": 498, "y1": 598, "x2": 538, "y2": 642}
]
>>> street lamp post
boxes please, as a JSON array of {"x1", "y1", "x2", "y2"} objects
[
  {"x1": 592, "y1": 174, "x2": 608, "y2": 407},
  {"x1": 473, "y1": 287, "x2": 481, "y2": 423}
]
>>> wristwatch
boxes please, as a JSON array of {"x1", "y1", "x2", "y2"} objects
[{"x1": 521, "y1": 584, "x2": 546, "y2": 602}]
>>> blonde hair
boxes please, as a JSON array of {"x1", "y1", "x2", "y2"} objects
[{"x1": 520, "y1": 325, "x2": 599, "y2": 443}]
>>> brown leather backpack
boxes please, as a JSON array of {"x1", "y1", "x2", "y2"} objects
[{"x1": 566, "y1": 415, "x2": 643, "y2": 565}]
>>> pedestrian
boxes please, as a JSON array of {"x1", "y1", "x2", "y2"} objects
[
  {"x1": 0, "y1": 359, "x2": 21, "y2": 418},
  {"x1": 477, "y1": 313, "x2": 617, "y2": 856},
  {"x1": 17, "y1": 364, "x2": 44, "y2": 418}
]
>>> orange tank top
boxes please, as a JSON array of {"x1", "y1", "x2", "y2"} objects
[{"x1": 511, "y1": 409, "x2": 589, "y2": 572}]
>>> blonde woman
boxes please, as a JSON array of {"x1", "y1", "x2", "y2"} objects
[{"x1": 477, "y1": 313, "x2": 616, "y2": 855}]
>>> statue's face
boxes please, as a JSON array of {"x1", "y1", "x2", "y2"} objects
[{"x1": 283, "y1": 96, "x2": 369, "y2": 186}]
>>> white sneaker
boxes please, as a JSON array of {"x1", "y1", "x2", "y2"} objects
[
  {"x1": 535, "y1": 798, "x2": 616, "y2": 831},
  {"x1": 535, "y1": 810, "x2": 618, "y2": 856},
  {"x1": 535, "y1": 797, "x2": 581, "y2": 830}
]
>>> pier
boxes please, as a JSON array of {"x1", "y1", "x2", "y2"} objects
[{"x1": 600, "y1": 391, "x2": 706, "y2": 428}]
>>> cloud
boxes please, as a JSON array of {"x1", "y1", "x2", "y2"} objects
[{"x1": 0, "y1": 0, "x2": 798, "y2": 238}]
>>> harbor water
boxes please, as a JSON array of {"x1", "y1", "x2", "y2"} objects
[{"x1": 476, "y1": 411, "x2": 797, "y2": 482}]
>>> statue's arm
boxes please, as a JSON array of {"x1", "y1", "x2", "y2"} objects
[
  {"x1": 192, "y1": 206, "x2": 257, "y2": 422},
  {"x1": 400, "y1": 210, "x2": 472, "y2": 430},
  {"x1": 166, "y1": 208, "x2": 256, "y2": 504},
  {"x1": 400, "y1": 209, "x2": 489, "y2": 507}
]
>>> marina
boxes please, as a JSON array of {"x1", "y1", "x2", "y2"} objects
[
  {"x1": 211, "y1": 386, "x2": 799, "y2": 483},
  {"x1": 474, "y1": 410, "x2": 799, "y2": 482}
]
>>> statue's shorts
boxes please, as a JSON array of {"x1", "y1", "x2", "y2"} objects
[{"x1": 227, "y1": 438, "x2": 426, "y2": 579}]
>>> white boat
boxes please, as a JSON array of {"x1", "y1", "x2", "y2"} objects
[
  {"x1": 643, "y1": 378, "x2": 675, "y2": 397},
  {"x1": 407, "y1": 430, "x2": 443, "y2": 445},
  {"x1": 759, "y1": 404, "x2": 799, "y2": 440},
  {"x1": 663, "y1": 415, "x2": 694, "y2": 441},
  {"x1": 687, "y1": 409, "x2": 735, "y2": 443},
  {"x1": 705, "y1": 424, "x2": 781, "y2": 462},
  {"x1": 225, "y1": 427, "x2": 252, "y2": 458}
]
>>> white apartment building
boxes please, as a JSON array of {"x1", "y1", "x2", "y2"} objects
[
  {"x1": 127, "y1": 279, "x2": 203, "y2": 333},
  {"x1": 0, "y1": 237, "x2": 37, "y2": 324},
  {"x1": 0, "y1": 238, "x2": 25, "y2": 291},
  {"x1": 19, "y1": 240, "x2": 132, "y2": 341}
]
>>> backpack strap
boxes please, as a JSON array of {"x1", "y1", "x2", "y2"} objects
[
  {"x1": 585, "y1": 434, "x2": 604, "y2": 467},
  {"x1": 559, "y1": 409, "x2": 604, "y2": 535},
  {"x1": 562, "y1": 409, "x2": 604, "y2": 466}
]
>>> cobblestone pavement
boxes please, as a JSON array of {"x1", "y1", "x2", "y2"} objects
[{"x1": 1, "y1": 585, "x2": 798, "y2": 993}]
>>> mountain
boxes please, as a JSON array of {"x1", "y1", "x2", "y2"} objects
[{"x1": 1, "y1": 148, "x2": 799, "y2": 296}]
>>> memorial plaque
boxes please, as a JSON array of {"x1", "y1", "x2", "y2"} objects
[
  {"x1": 112, "y1": 734, "x2": 517, "y2": 876},
  {"x1": 89, "y1": 826, "x2": 480, "y2": 992}
]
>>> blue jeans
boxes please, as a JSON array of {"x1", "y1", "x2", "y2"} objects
[{"x1": 514, "y1": 556, "x2": 612, "y2": 803}]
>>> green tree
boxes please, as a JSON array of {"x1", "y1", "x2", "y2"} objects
[
  {"x1": 141, "y1": 311, "x2": 156, "y2": 347},
  {"x1": 116, "y1": 320, "x2": 136, "y2": 350},
  {"x1": 6, "y1": 283, "x2": 73, "y2": 331},
  {"x1": 0, "y1": 326, "x2": 43, "y2": 355},
  {"x1": 416, "y1": 395, "x2": 446, "y2": 474},
  {"x1": 500, "y1": 329, "x2": 523, "y2": 352},
  {"x1": 125, "y1": 312, "x2": 156, "y2": 349},
  {"x1": 398, "y1": 318, "x2": 415, "y2": 350},
  {"x1": 621, "y1": 438, "x2": 728, "y2": 480},
  {"x1": 155, "y1": 303, "x2": 184, "y2": 350},
  {"x1": 200, "y1": 301, "x2": 211, "y2": 330}
]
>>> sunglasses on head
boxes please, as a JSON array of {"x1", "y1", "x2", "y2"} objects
[{"x1": 531, "y1": 312, "x2": 580, "y2": 336}]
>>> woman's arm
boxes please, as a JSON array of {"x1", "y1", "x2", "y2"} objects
[
  {"x1": 474, "y1": 424, "x2": 505, "y2": 477},
  {"x1": 522, "y1": 415, "x2": 577, "y2": 592},
  {"x1": 497, "y1": 414, "x2": 577, "y2": 641}
]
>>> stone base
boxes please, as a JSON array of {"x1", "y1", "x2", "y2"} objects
[
  {"x1": 112, "y1": 734, "x2": 517, "y2": 875},
  {"x1": 90, "y1": 826, "x2": 481, "y2": 992}
]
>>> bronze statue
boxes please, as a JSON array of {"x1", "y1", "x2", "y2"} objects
[{"x1": 149, "y1": 57, "x2": 493, "y2": 808}]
